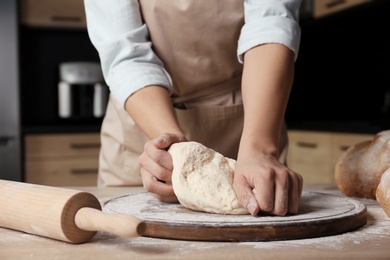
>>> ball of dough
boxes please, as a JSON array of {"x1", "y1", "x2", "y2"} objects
[
  {"x1": 168, "y1": 141, "x2": 248, "y2": 215},
  {"x1": 335, "y1": 130, "x2": 390, "y2": 199},
  {"x1": 376, "y1": 168, "x2": 390, "y2": 218}
]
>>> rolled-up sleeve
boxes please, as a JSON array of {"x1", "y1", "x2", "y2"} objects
[
  {"x1": 84, "y1": 0, "x2": 172, "y2": 108},
  {"x1": 238, "y1": 0, "x2": 302, "y2": 62}
]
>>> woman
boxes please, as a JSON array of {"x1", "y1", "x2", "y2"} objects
[{"x1": 84, "y1": 0, "x2": 303, "y2": 216}]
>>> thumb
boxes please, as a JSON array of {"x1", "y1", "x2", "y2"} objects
[
  {"x1": 234, "y1": 183, "x2": 259, "y2": 216},
  {"x1": 154, "y1": 133, "x2": 186, "y2": 149},
  {"x1": 153, "y1": 136, "x2": 171, "y2": 149}
]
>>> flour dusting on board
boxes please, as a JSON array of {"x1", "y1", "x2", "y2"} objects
[
  {"x1": 103, "y1": 191, "x2": 368, "y2": 241},
  {"x1": 104, "y1": 192, "x2": 361, "y2": 226},
  {"x1": 97, "y1": 201, "x2": 389, "y2": 252},
  {"x1": 241, "y1": 206, "x2": 390, "y2": 250}
]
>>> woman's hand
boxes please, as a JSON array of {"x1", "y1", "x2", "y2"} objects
[
  {"x1": 235, "y1": 44, "x2": 302, "y2": 216},
  {"x1": 233, "y1": 153, "x2": 303, "y2": 216},
  {"x1": 138, "y1": 133, "x2": 186, "y2": 202}
]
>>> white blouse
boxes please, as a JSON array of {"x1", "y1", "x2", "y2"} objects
[{"x1": 84, "y1": 0, "x2": 302, "y2": 108}]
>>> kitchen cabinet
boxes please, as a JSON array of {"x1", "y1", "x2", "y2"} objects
[
  {"x1": 20, "y1": 0, "x2": 86, "y2": 28},
  {"x1": 287, "y1": 130, "x2": 374, "y2": 184},
  {"x1": 24, "y1": 133, "x2": 100, "y2": 186},
  {"x1": 311, "y1": 0, "x2": 372, "y2": 18},
  {"x1": 24, "y1": 131, "x2": 374, "y2": 186},
  {"x1": 18, "y1": 0, "x2": 102, "y2": 185}
]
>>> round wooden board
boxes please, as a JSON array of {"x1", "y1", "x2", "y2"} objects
[{"x1": 103, "y1": 191, "x2": 367, "y2": 242}]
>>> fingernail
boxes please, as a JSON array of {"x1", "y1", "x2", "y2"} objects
[
  {"x1": 156, "y1": 137, "x2": 165, "y2": 143},
  {"x1": 247, "y1": 202, "x2": 257, "y2": 215}
]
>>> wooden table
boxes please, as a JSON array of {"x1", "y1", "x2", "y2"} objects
[{"x1": 1, "y1": 184, "x2": 389, "y2": 259}]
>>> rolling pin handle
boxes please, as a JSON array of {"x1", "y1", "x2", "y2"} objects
[{"x1": 75, "y1": 207, "x2": 144, "y2": 238}]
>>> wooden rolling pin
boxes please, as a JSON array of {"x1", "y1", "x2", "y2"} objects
[{"x1": 0, "y1": 180, "x2": 145, "y2": 243}]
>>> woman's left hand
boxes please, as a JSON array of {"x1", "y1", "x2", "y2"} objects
[
  {"x1": 138, "y1": 133, "x2": 186, "y2": 202},
  {"x1": 233, "y1": 153, "x2": 303, "y2": 216}
]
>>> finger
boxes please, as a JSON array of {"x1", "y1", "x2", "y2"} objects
[
  {"x1": 272, "y1": 169, "x2": 289, "y2": 216},
  {"x1": 143, "y1": 141, "x2": 174, "y2": 173},
  {"x1": 290, "y1": 172, "x2": 304, "y2": 214},
  {"x1": 151, "y1": 193, "x2": 178, "y2": 203},
  {"x1": 154, "y1": 133, "x2": 186, "y2": 149},
  {"x1": 253, "y1": 169, "x2": 275, "y2": 213},
  {"x1": 139, "y1": 151, "x2": 172, "y2": 183},
  {"x1": 141, "y1": 168, "x2": 176, "y2": 200},
  {"x1": 297, "y1": 172, "x2": 304, "y2": 199},
  {"x1": 148, "y1": 177, "x2": 177, "y2": 202},
  {"x1": 287, "y1": 171, "x2": 300, "y2": 214},
  {"x1": 233, "y1": 177, "x2": 259, "y2": 215}
]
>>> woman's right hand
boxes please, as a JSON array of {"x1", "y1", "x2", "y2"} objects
[{"x1": 138, "y1": 133, "x2": 187, "y2": 202}]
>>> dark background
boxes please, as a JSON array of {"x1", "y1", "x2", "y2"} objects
[{"x1": 286, "y1": 0, "x2": 390, "y2": 133}]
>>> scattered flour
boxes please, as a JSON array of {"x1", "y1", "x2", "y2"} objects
[
  {"x1": 93, "y1": 204, "x2": 389, "y2": 253},
  {"x1": 240, "y1": 206, "x2": 390, "y2": 250}
]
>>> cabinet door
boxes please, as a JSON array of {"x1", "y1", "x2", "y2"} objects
[
  {"x1": 287, "y1": 131, "x2": 333, "y2": 184},
  {"x1": 25, "y1": 158, "x2": 98, "y2": 186},
  {"x1": 24, "y1": 133, "x2": 100, "y2": 186},
  {"x1": 20, "y1": 0, "x2": 86, "y2": 28},
  {"x1": 25, "y1": 133, "x2": 100, "y2": 159}
]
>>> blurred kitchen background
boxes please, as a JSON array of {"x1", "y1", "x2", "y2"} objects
[{"x1": 0, "y1": 0, "x2": 389, "y2": 186}]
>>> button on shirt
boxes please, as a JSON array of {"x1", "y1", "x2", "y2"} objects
[{"x1": 84, "y1": 0, "x2": 302, "y2": 108}]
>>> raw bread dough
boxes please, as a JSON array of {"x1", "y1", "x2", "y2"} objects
[{"x1": 168, "y1": 141, "x2": 248, "y2": 215}]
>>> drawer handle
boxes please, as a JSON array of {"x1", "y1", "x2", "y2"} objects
[
  {"x1": 70, "y1": 143, "x2": 100, "y2": 149},
  {"x1": 326, "y1": 0, "x2": 346, "y2": 8},
  {"x1": 70, "y1": 168, "x2": 98, "y2": 175},
  {"x1": 339, "y1": 145, "x2": 350, "y2": 151},
  {"x1": 296, "y1": 142, "x2": 318, "y2": 149},
  {"x1": 50, "y1": 16, "x2": 82, "y2": 23}
]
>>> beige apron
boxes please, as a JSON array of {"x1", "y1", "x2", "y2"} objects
[{"x1": 98, "y1": 0, "x2": 288, "y2": 186}]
